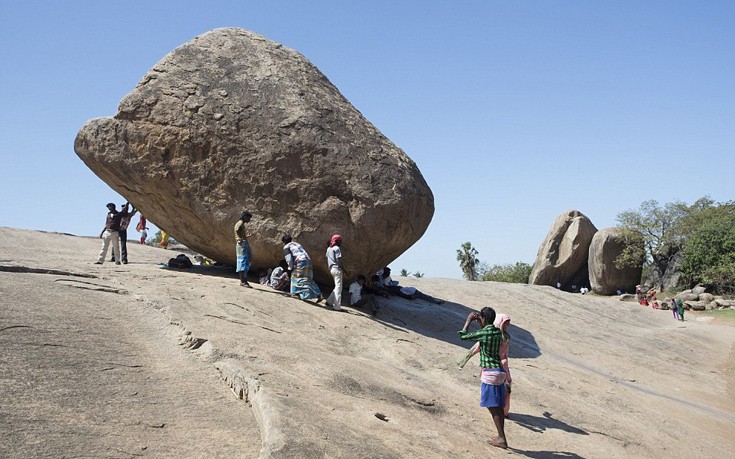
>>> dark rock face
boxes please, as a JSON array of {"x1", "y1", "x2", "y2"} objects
[
  {"x1": 588, "y1": 228, "x2": 643, "y2": 295},
  {"x1": 528, "y1": 210, "x2": 597, "y2": 288},
  {"x1": 74, "y1": 28, "x2": 434, "y2": 283}
]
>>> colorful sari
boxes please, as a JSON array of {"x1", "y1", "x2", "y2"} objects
[{"x1": 291, "y1": 258, "x2": 321, "y2": 300}]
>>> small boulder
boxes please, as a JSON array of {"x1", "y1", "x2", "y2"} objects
[
  {"x1": 676, "y1": 293, "x2": 699, "y2": 302},
  {"x1": 529, "y1": 210, "x2": 597, "y2": 288},
  {"x1": 588, "y1": 227, "x2": 643, "y2": 295},
  {"x1": 715, "y1": 298, "x2": 735, "y2": 308},
  {"x1": 699, "y1": 293, "x2": 715, "y2": 304},
  {"x1": 688, "y1": 302, "x2": 706, "y2": 311},
  {"x1": 692, "y1": 285, "x2": 709, "y2": 295}
]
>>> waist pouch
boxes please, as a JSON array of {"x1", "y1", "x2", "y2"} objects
[{"x1": 481, "y1": 368, "x2": 507, "y2": 386}]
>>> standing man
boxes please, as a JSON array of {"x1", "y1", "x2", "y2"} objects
[
  {"x1": 325, "y1": 234, "x2": 346, "y2": 311},
  {"x1": 96, "y1": 203, "x2": 122, "y2": 265},
  {"x1": 111, "y1": 203, "x2": 137, "y2": 264},
  {"x1": 234, "y1": 211, "x2": 253, "y2": 288},
  {"x1": 459, "y1": 307, "x2": 509, "y2": 450}
]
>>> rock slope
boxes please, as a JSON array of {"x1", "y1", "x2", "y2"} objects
[{"x1": 1, "y1": 227, "x2": 734, "y2": 458}]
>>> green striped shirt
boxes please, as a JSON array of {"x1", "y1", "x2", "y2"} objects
[{"x1": 458, "y1": 325, "x2": 503, "y2": 369}]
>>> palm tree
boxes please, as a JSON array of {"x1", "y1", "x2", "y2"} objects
[
  {"x1": 400, "y1": 268, "x2": 409, "y2": 277},
  {"x1": 457, "y1": 242, "x2": 480, "y2": 281}
]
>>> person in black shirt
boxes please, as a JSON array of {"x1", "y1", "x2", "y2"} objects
[
  {"x1": 110, "y1": 202, "x2": 137, "y2": 264},
  {"x1": 96, "y1": 203, "x2": 122, "y2": 265}
]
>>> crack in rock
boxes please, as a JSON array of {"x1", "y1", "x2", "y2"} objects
[
  {"x1": 0, "y1": 264, "x2": 97, "y2": 278},
  {"x1": 54, "y1": 279, "x2": 127, "y2": 294},
  {"x1": 0, "y1": 325, "x2": 33, "y2": 333}
]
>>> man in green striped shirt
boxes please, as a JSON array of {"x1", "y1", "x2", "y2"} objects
[{"x1": 459, "y1": 307, "x2": 508, "y2": 449}]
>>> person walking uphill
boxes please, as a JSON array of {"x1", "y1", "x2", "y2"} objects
[
  {"x1": 96, "y1": 203, "x2": 122, "y2": 265},
  {"x1": 325, "y1": 234, "x2": 346, "y2": 311},
  {"x1": 459, "y1": 307, "x2": 509, "y2": 450},
  {"x1": 234, "y1": 211, "x2": 253, "y2": 288},
  {"x1": 282, "y1": 234, "x2": 322, "y2": 302}
]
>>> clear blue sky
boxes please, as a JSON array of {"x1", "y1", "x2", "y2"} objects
[{"x1": 1, "y1": 1, "x2": 733, "y2": 278}]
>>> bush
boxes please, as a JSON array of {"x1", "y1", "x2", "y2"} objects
[{"x1": 480, "y1": 262, "x2": 532, "y2": 284}]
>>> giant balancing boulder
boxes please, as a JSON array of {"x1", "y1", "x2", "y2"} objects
[{"x1": 74, "y1": 28, "x2": 434, "y2": 283}]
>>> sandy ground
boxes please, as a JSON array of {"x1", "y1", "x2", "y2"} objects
[{"x1": 1, "y1": 227, "x2": 733, "y2": 458}]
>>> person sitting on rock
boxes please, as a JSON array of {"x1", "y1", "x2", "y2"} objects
[
  {"x1": 376, "y1": 267, "x2": 404, "y2": 295},
  {"x1": 269, "y1": 260, "x2": 290, "y2": 292},
  {"x1": 348, "y1": 275, "x2": 380, "y2": 315},
  {"x1": 366, "y1": 275, "x2": 391, "y2": 298},
  {"x1": 396, "y1": 286, "x2": 445, "y2": 304}
]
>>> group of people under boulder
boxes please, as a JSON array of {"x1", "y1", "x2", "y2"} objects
[{"x1": 233, "y1": 211, "x2": 444, "y2": 314}]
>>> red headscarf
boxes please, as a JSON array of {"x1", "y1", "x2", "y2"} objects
[{"x1": 329, "y1": 234, "x2": 342, "y2": 247}]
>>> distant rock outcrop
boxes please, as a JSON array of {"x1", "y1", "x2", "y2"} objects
[
  {"x1": 529, "y1": 210, "x2": 597, "y2": 288},
  {"x1": 74, "y1": 28, "x2": 434, "y2": 283},
  {"x1": 588, "y1": 228, "x2": 643, "y2": 295},
  {"x1": 675, "y1": 286, "x2": 734, "y2": 311}
]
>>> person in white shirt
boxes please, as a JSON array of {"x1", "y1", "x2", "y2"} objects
[
  {"x1": 348, "y1": 275, "x2": 379, "y2": 315},
  {"x1": 325, "y1": 234, "x2": 346, "y2": 311},
  {"x1": 269, "y1": 260, "x2": 290, "y2": 292}
]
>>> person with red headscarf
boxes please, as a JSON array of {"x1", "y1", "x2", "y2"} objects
[{"x1": 325, "y1": 234, "x2": 346, "y2": 311}]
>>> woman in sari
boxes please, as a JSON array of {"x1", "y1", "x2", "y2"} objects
[{"x1": 282, "y1": 234, "x2": 322, "y2": 301}]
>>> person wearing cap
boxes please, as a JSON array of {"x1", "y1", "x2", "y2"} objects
[
  {"x1": 325, "y1": 234, "x2": 346, "y2": 311},
  {"x1": 96, "y1": 203, "x2": 122, "y2": 265},
  {"x1": 234, "y1": 211, "x2": 253, "y2": 288}
]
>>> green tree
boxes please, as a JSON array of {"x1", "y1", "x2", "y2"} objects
[
  {"x1": 480, "y1": 262, "x2": 533, "y2": 284},
  {"x1": 678, "y1": 202, "x2": 735, "y2": 293},
  {"x1": 456, "y1": 242, "x2": 480, "y2": 281},
  {"x1": 616, "y1": 197, "x2": 735, "y2": 292},
  {"x1": 413, "y1": 271, "x2": 424, "y2": 278},
  {"x1": 616, "y1": 199, "x2": 688, "y2": 288},
  {"x1": 400, "y1": 269, "x2": 409, "y2": 277}
]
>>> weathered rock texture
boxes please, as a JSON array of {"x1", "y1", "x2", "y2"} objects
[
  {"x1": 529, "y1": 210, "x2": 597, "y2": 288},
  {"x1": 588, "y1": 227, "x2": 643, "y2": 295},
  {"x1": 74, "y1": 28, "x2": 434, "y2": 283}
]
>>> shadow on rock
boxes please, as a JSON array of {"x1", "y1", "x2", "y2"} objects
[
  {"x1": 510, "y1": 411, "x2": 588, "y2": 435},
  {"x1": 161, "y1": 263, "x2": 544, "y2": 360},
  {"x1": 509, "y1": 449, "x2": 587, "y2": 459},
  {"x1": 508, "y1": 323, "x2": 542, "y2": 358},
  {"x1": 368, "y1": 297, "x2": 543, "y2": 359}
]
